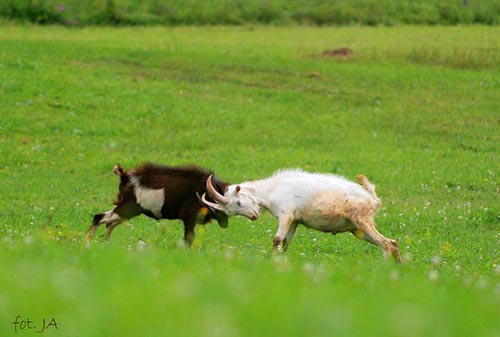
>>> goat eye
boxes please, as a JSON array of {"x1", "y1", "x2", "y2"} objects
[{"x1": 236, "y1": 201, "x2": 241, "y2": 207}]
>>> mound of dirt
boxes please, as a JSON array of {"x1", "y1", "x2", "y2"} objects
[{"x1": 322, "y1": 48, "x2": 353, "y2": 58}]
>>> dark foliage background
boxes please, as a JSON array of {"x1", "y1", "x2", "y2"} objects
[{"x1": 2, "y1": 0, "x2": 500, "y2": 26}]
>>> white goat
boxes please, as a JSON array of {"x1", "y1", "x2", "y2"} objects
[{"x1": 202, "y1": 169, "x2": 401, "y2": 262}]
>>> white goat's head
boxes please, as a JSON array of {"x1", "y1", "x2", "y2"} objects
[{"x1": 202, "y1": 176, "x2": 260, "y2": 221}]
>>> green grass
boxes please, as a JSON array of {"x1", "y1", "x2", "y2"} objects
[{"x1": 0, "y1": 24, "x2": 499, "y2": 337}]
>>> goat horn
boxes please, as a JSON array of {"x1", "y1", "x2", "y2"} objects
[
  {"x1": 201, "y1": 193, "x2": 226, "y2": 212},
  {"x1": 206, "y1": 175, "x2": 230, "y2": 205}
]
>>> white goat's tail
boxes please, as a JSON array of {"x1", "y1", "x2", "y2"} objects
[{"x1": 356, "y1": 175, "x2": 377, "y2": 198}]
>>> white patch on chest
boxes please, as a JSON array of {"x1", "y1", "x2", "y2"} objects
[{"x1": 131, "y1": 177, "x2": 164, "y2": 218}]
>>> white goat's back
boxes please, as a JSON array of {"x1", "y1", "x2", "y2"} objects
[{"x1": 268, "y1": 169, "x2": 371, "y2": 199}]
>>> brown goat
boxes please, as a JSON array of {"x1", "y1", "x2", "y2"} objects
[{"x1": 87, "y1": 163, "x2": 230, "y2": 246}]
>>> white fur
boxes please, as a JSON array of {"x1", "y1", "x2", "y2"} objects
[
  {"x1": 214, "y1": 169, "x2": 400, "y2": 261},
  {"x1": 231, "y1": 169, "x2": 375, "y2": 215},
  {"x1": 131, "y1": 176, "x2": 164, "y2": 219}
]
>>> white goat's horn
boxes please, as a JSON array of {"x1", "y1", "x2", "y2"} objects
[
  {"x1": 206, "y1": 175, "x2": 230, "y2": 205},
  {"x1": 201, "y1": 193, "x2": 226, "y2": 212}
]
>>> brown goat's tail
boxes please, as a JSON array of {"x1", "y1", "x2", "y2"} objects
[
  {"x1": 356, "y1": 175, "x2": 377, "y2": 198},
  {"x1": 113, "y1": 164, "x2": 126, "y2": 176},
  {"x1": 113, "y1": 164, "x2": 129, "y2": 187}
]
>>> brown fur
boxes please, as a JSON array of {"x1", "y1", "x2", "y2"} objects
[{"x1": 87, "y1": 163, "x2": 230, "y2": 246}]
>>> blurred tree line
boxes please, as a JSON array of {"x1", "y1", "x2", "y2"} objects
[{"x1": 1, "y1": 0, "x2": 499, "y2": 26}]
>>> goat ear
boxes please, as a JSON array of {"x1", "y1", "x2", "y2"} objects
[{"x1": 235, "y1": 186, "x2": 241, "y2": 193}]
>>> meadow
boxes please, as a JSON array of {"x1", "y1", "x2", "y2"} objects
[{"x1": 0, "y1": 24, "x2": 499, "y2": 336}]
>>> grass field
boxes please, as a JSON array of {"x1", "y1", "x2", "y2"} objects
[{"x1": 0, "y1": 24, "x2": 499, "y2": 337}]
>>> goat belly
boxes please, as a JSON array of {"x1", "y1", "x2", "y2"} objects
[
  {"x1": 299, "y1": 192, "x2": 356, "y2": 233},
  {"x1": 301, "y1": 216, "x2": 353, "y2": 233},
  {"x1": 160, "y1": 202, "x2": 184, "y2": 220}
]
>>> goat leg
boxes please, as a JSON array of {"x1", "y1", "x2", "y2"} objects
[
  {"x1": 353, "y1": 222, "x2": 401, "y2": 262},
  {"x1": 87, "y1": 210, "x2": 123, "y2": 241},
  {"x1": 183, "y1": 220, "x2": 196, "y2": 247},
  {"x1": 273, "y1": 215, "x2": 295, "y2": 252}
]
